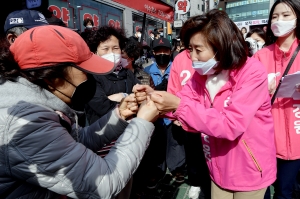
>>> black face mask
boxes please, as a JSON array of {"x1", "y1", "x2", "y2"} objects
[
  {"x1": 54, "y1": 76, "x2": 96, "y2": 111},
  {"x1": 155, "y1": 54, "x2": 170, "y2": 66}
]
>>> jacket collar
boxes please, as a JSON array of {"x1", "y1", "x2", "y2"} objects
[
  {"x1": 274, "y1": 38, "x2": 300, "y2": 61},
  {"x1": 193, "y1": 58, "x2": 254, "y2": 93},
  {"x1": 148, "y1": 61, "x2": 172, "y2": 75}
]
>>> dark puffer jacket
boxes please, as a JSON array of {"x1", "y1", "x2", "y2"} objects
[{"x1": 85, "y1": 68, "x2": 139, "y2": 125}]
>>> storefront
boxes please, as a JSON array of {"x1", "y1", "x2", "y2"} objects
[{"x1": 49, "y1": 0, "x2": 123, "y2": 32}]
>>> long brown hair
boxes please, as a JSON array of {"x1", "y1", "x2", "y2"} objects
[{"x1": 180, "y1": 9, "x2": 248, "y2": 71}]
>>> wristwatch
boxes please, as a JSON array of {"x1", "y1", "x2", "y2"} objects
[{"x1": 122, "y1": 93, "x2": 128, "y2": 98}]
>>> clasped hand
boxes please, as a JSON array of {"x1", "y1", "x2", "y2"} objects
[
  {"x1": 119, "y1": 93, "x2": 159, "y2": 122},
  {"x1": 132, "y1": 84, "x2": 180, "y2": 115},
  {"x1": 119, "y1": 84, "x2": 180, "y2": 122}
]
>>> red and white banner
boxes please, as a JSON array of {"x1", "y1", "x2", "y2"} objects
[
  {"x1": 113, "y1": 0, "x2": 174, "y2": 22},
  {"x1": 235, "y1": 18, "x2": 268, "y2": 30}
]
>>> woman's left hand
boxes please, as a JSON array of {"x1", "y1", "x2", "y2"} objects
[{"x1": 149, "y1": 91, "x2": 180, "y2": 115}]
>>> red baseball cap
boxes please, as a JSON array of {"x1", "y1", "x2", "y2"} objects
[{"x1": 10, "y1": 25, "x2": 115, "y2": 75}]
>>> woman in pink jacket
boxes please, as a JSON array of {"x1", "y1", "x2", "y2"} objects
[
  {"x1": 133, "y1": 9, "x2": 276, "y2": 199},
  {"x1": 253, "y1": 0, "x2": 300, "y2": 198}
]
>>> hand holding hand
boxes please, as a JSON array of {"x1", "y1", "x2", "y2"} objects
[
  {"x1": 137, "y1": 96, "x2": 159, "y2": 122},
  {"x1": 133, "y1": 84, "x2": 154, "y2": 104},
  {"x1": 149, "y1": 91, "x2": 180, "y2": 115},
  {"x1": 119, "y1": 94, "x2": 138, "y2": 120}
]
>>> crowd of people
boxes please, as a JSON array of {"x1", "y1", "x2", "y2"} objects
[{"x1": 0, "y1": 0, "x2": 299, "y2": 199}]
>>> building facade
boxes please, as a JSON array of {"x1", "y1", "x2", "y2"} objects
[
  {"x1": 48, "y1": 0, "x2": 166, "y2": 39},
  {"x1": 219, "y1": 0, "x2": 275, "y2": 32},
  {"x1": 173, "y1": 0, "x2": 217, "y2": 36}
]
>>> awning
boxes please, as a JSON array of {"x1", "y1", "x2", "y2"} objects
[{"x1": 113, "y1": 0, "x2": 174, "y2": 23}]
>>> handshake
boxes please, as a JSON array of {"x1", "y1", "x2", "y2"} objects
[{"x1": 118, "y1": 84, "x2": 180, "y2": 123}]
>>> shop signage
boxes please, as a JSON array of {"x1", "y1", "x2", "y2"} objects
[
  {"x1": 113, "y1": 0, "x2": 174, "y2": 22},
  {"x1": 175, "y1": 0, "x2": 191, "y2": 15},
  {"x1": 173, "y1": 20, "x2": 183, "y2": 28},
  {"x1": 49, "y1": 0, "x2": 74, "y2": 28},
  {"x1": 105, "y1": 13, "x2": 122, "y2": 29},
  {"x1": 235, "y1": 18, "x2": 268, "y2": 28}
]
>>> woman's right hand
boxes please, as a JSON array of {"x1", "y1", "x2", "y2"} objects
[
  {"x1": 133, "y1": 84, "x2": 154, "y2": 104},
  {"x1": 137, "y1": 96, "x2": 159, "y2": 122}
]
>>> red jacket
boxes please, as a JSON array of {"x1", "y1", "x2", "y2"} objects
[{"x1": 253, "y1": 39, "x2": 300, "y2": 160}]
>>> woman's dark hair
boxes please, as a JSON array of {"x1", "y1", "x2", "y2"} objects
[
  {"x1": 83, "y1": 18, "x2": 94, "y2": 27},
  {"x1": 0, "y1": 37, "x2": 73, "y2": 90},
  {"x1": 171, "y1": 39, "x2": 181, "y2": 52},
  {"x1": 246, "y1": 28, "x2": 266, "y2": 42},
  {"x1": 180, "y1": 9, "x2": 248, "y2": 71},
  {"x1": 241, "y1": 27, "x2": 247, "y2": 33},
  {"x1": 85, "y1": 25, "x2": 127, "y2": 53},
  {"x1": 266, "y1": 0, "x2": 300, "y2": 45},
  {"x1": 123, "y1": 38, "x2": 142, "y2": 64}
]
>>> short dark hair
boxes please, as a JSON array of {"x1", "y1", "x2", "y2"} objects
[
  {"x1": 266, "y1": 0, "x2": 300, "y2": 45},
  {"x1": 246, "y1": 28, "x2": 266, "y2": 42},
  {"x1": 85, "y1": 25, "x2": 127, "y2": 53},
  {"x1": 123, "y1": 39, "x2": 142, "y2": 61},
  {"x1": 83, "y1": 18, "x2": 94, "y2": 27},
  {"x1": 180, "y1": 9, "x2": 248, "y2": 71}
]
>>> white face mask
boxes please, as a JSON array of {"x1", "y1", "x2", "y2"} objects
[
  {"x1": 137, "y1": 33, "x2": 141, "y2": 38},
  {"x1": 245, "y1": 37, "x2": 265, "y2": 55},
  {"x1": 192, "y1": 54, "x2": 218, "y2": 75},
  {"x1": 86, "y1": 25, "x2": 93, "y2": 29},
  {"x1": 271, "y1": 18, "x2": 297, "y2": 37},
  {"x1": 100, "y1": 53, "x2": 121, "y2": 66},
  {"x1": 121, "y1": 58, "x2": 132, "y2": 68}
]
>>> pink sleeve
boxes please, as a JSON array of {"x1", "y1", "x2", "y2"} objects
[
  {"x1": 167, "y1": 58, "x2": 181, "y2": 95},
  {"x1": 174, "y1": 65, "x2": 270, "y2": 140}
]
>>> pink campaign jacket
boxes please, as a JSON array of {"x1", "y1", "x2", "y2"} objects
[
  {"x1": 172, "y1": 57, "x2": 277, "y2": 191},
  {"x1": 253, "y1": 39, "x2": 300, "y2": 160},
  {"x1": 167, "y1": 50, "x2": 194, "y2": 94}
]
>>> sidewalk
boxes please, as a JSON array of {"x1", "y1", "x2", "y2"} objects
[
  {"x1": 136, "y1": 171, "x2": 274, "y2": 199},
  {"x1": 135, "y1": 171, "x2": 206, "y2": 199}
]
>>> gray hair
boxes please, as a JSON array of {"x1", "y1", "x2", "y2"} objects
[{"x1": 6, "y1": 26, "x2": 28, "y2": 36}]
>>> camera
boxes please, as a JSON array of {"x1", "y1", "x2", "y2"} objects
[{"x1": 245, "y1": 37, "x2": 265, "y2": 56}]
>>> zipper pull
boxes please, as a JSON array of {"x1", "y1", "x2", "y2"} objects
[{"x1": 210, "y1": 103, "x2": 213, "y2": 108}]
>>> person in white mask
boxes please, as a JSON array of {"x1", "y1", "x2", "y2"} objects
[
  {"x1": 253, "y1": 0, "x2": 300, "y2": 198},
  {"x1": 132, "y1": 9, "x2": 276, "y2": 199},
  {"x1": 245, "y1": 28, "x2": 266, "y2": 57},
  {"x1": 80, "y1": 18, "x2": 95, "y2": 41},
  {"x1": 84, "y1": 26, "x2": 140, "y2": 199}
]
